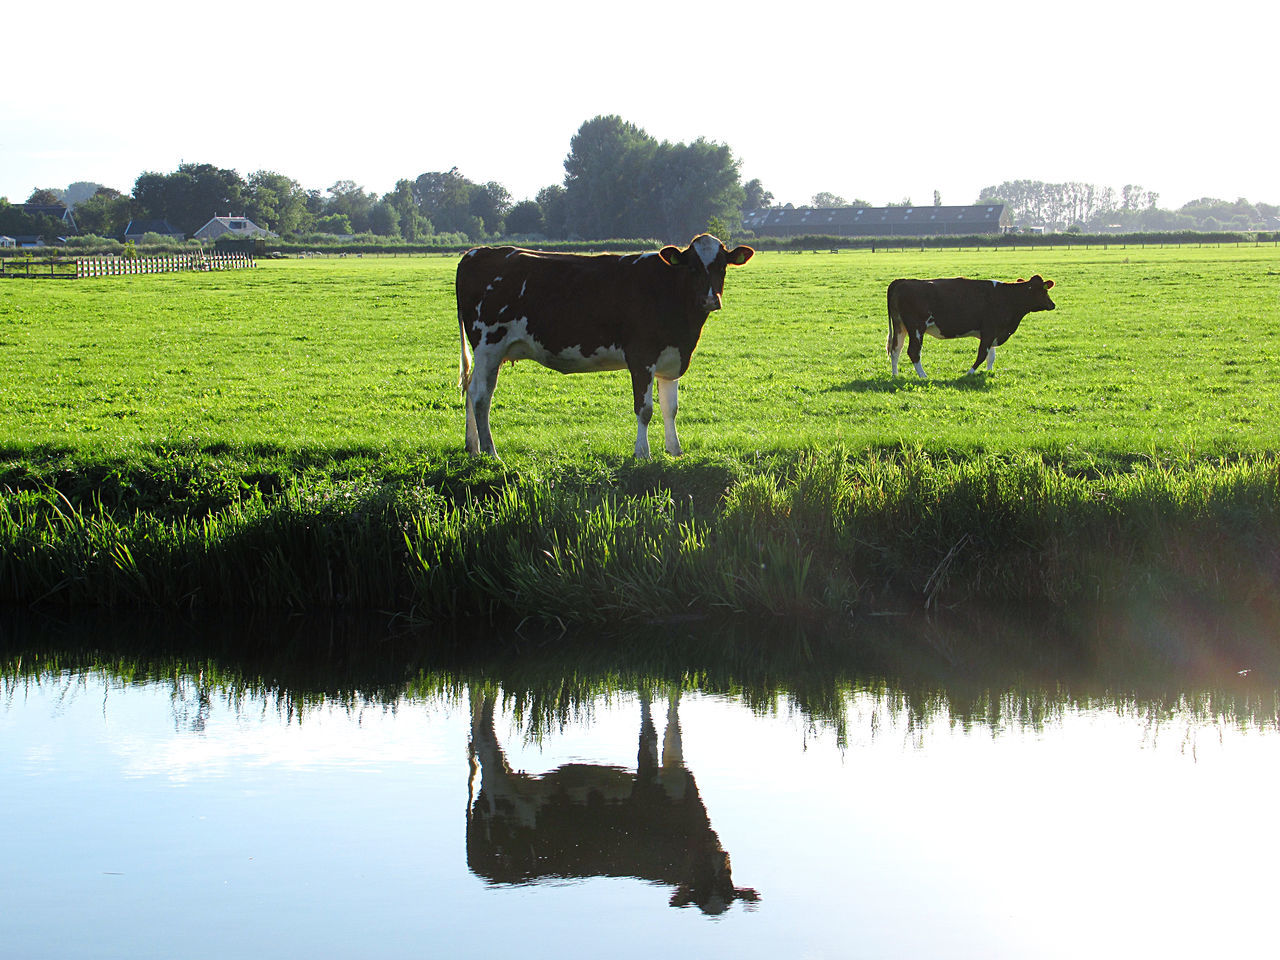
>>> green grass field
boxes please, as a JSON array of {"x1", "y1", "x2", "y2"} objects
[
  {"x1": 2, "y1": 244, "x2": 1277, "y2": 464},
  {"x1": 2, "y1": 244, "x2": 1279, "y2": 624}
]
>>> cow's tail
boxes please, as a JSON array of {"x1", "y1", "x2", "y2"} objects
[{"x1": 458, "y1": 299, "x2": 473, "y2": 397}]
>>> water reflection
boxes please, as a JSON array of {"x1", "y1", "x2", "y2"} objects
[
  {"x1": 467, "y1": 689, "x2": 758, "y2": 914},
  {"x1": 3, "y1": 606, "x2": 1280, "y2": 958}
]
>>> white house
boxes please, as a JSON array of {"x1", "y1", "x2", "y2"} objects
[{"x1": 193, "y1": 215, "x2": 276, "y2": 241}]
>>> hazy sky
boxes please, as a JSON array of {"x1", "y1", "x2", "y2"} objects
[{"x1": 4, "y1": 0, "x2": 1273, "y2": 211}]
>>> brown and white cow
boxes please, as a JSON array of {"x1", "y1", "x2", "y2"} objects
[
  {"x1": 466, "y1": 689, "x2": 759, "y2": 914},
  {"x1": 886, "y1": 275, "x2": 1056, "y2": 378},
  {"x1": 456, "y1": 234, "x2": 753, "y2": 458}
]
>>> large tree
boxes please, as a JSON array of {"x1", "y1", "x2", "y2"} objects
[
  {"x1": 387, "y1": 179, "x2": 430, "y2": 240},
  {"x1": 245, "y1": 170, "x2": 311, "y2": 235},
  {"x1": 562, "y1": 115, "x2": 745, "y2": 241},
  {"x1": 413, "y1": 168, "x2": 479, "y2": 237},
  {"x1": 469, "y1": 181, "x2": 511, "y2": 236},
  {"x1": 324, "y1": 181, "x2": 376, "y2": 234},
  {"x1": 133, "y1": 163, "x2": 245, "y2": 236},
  {"x1": 73, "y1": 187, "x2": 133, "y2": 238},
  {"x1": 563, "y1": 115, "x2": 659, "y2": 239},
  {"x1": 536, "y1": 184, "x2": 570, "y2": 239},
  {"x1": 743, "y1": 178, "x2": 773, "y2": 212},
  {"x1": 646, "y1": 137, "x2": 745, "y2": 241}
]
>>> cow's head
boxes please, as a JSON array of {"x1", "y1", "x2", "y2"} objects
[
  {"x1": 659, "y1": 234, "x2": 754, "y2": 313},
  {"x1": 1017, "y1": 275, "x2": 1057, "y2": 311}
]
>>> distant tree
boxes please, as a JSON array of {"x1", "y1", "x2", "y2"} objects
[
  {"x1": 647, "y1": 137, "x2": 744, "y2": 241},
  {"x1": 315, "y1": 213, "x2": 353, "y2": 235},
  {"x1": 536, "y1": 184, "x2": 570, "y2": 239},
  {"x1": 73, "y1": 187, "x2": 132, "y2": 238},
  {"x1": 505, "y1": 199, "x2": 544, "y2": 236},
  {"x1": 564, "y1": 115, "x2": 659, "y2": 239},
  {"x1": 387, "y1": 179, "x2": 430, "y2": 240},
  {"x1": 369, "y1": 201, "x2": 400, "y2": 237},
  {"x1": 563, "y1": 115, "x2": 744, "y2": 240},
  {"x1": 324, "y1": 181, "x2": 375, "y2": 234},
  {"x1": 743, "y1": 178, "x2": 773, "y2": 211},
  {"x1": 811, "y1": 192, "x2": 846, "y2": 208},
  {"x1": 26, "y1": 188, "x2": 61, "y2": 205},
  {"x1": 469, "y1": 181, "x2": 511, "y2": 236},
  {"x1": 414, "y1": 168, "x2": 479, "y2": 237},
  {"x1": 933, "y1": 190, "x2": 942, "y2": 206},
  {"x1": 0, "y1": 198, "x2": 36, "y2": 236},
  {"x1": 132, "y1": 163, "x2": 245, "y2": 236},
  {"x1": 63, "y1": 182, "x2": 105, "y2": 209},
  {"x1": 246, "y1": 170, "x2": 311, "y2": 235}
]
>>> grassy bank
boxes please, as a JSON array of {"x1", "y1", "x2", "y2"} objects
[{"x1": 2, "y1": 447, "x2": 1277, "y2": 626}]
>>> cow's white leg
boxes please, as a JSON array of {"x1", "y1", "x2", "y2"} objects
[
  {"x1": 467, "y1": 351, "x2": 502, "y2": 457},
  {"x1": 465, "y1": 392, "x2": 480, "y2": 454},
  {"x1": 968, "y1": 338, "x2": 995, "y2": 376},
  {"x1": 657, "y1": 377, "x2": 682, "y2": 456},
  {"x1": 888, "y1": 330, "x2": 905, "y2": 377},
  {"x1": 630, "y1": 366, "x2": 655, "y2": 459},
  {"x1": 634, "y1": 380, "x2": 653, "y2": 459},
  {"x1": 908, "y1": 328, "x2": 927, "y2": 379}
]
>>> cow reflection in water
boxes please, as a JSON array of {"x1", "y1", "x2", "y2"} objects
[{"x1": 467, "y1": 691, "x2": 759, "y2": 914}]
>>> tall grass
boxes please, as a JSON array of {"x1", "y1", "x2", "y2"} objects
[{"x1": 3, "y1": 449, "x2": 1277, "y2": 624}]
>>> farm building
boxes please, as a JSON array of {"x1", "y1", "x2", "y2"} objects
[
  {"x1": 742, "y1": 204, "x2": 1011, "y2": 238},
  {"x1": 193, "y1": 216, "x2": 276, "y2": 241}
]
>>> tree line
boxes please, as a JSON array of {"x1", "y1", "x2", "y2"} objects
[
  {"x1": 2, "y1": 115, "x2": 772, "y2": 247},
  {"x1": 795, "y1": 183, "x2": 1277, "y2": 233},
  {"x1": 5, "y1": 120, "x2": 1276, "y2": 245},
  {"x1": 976, "y1": 180, "x2": 1279, "y2": 233}
]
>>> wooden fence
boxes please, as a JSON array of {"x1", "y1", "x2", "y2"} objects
[
  {"x1": 0, "y1": 253, "x2": 256, "y2": 278},
  {"x1": 75, "y1": 253, "x2": 255, "y2": 277}
]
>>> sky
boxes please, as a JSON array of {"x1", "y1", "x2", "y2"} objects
[{"x1": 3, "y1": 0, "x2": 1274, "y2": 212}]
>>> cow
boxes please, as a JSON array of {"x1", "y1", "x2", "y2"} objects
[
  {"x1": 466, "y1": 689, "x2": 759, "y2": 914},
  {"x1": 886, "y1": 275, "x2": 1056, "y2": 378},
  {"x1": 456, "y1": 234, "x2": 754, "y2": 459}
]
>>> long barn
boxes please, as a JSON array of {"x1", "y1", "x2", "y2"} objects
[{"x1": 742, "y1": 204, "x2": 1011, "y2": 238}]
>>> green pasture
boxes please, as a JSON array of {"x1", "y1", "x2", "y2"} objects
[{"x1": 2, "y1": 244, "x2": 1277, "y2": 464}]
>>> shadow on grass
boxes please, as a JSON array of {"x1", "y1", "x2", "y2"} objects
[{"x1": 826, "y1": 373, "x2": 997, "y2": 394}]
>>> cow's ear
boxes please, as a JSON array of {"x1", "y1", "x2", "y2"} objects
[
  {"x1": 1043, "y1": 278, "x2": 1055, "y2": 289},
  {"x1": 726, "y1": 245, "x2": 754, "y2": 266},
  {"x1": 658, "y1": 245, "x2": 684, "y2": 266},
  {"x1": 1016, "y1": 277, "x2": 1026, "y2": 283}
]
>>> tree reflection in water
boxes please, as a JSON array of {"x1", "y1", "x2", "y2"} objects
[{"x1": 466, "y1": 689, "x2": 759, "y2": 914}]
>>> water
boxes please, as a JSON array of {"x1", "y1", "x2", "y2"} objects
[{"x1": 2, "y1": 610, "x2": 1278, "y2": 959}]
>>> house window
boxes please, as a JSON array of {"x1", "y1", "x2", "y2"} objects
[{"x1": 231, "y1": 220, "x2": 246, "y2": 230}]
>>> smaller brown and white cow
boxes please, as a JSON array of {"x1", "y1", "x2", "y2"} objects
[
  {"x1": 456, "y1": 235, "x2": 753, "y2": 459},
  {"x1": 886, "y1": 275, "x2": 1056, "y2": 378}
]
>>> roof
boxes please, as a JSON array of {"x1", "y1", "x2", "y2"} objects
[
  {"x1": 742, "y1": 204, "x2": 1008, "y2": 236},
  {"x1": 193, "y1": 216, "x2": 276, "y2": 239},
  {"x1": 123, "y1": 219, "x2": 184, "y2": 238},
  {"x1": 21, "y1": 203, "x2": 72, "y2": 219},
  {"x1": 20, "y1": 203, "x2": 77, "y2": 232}
]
